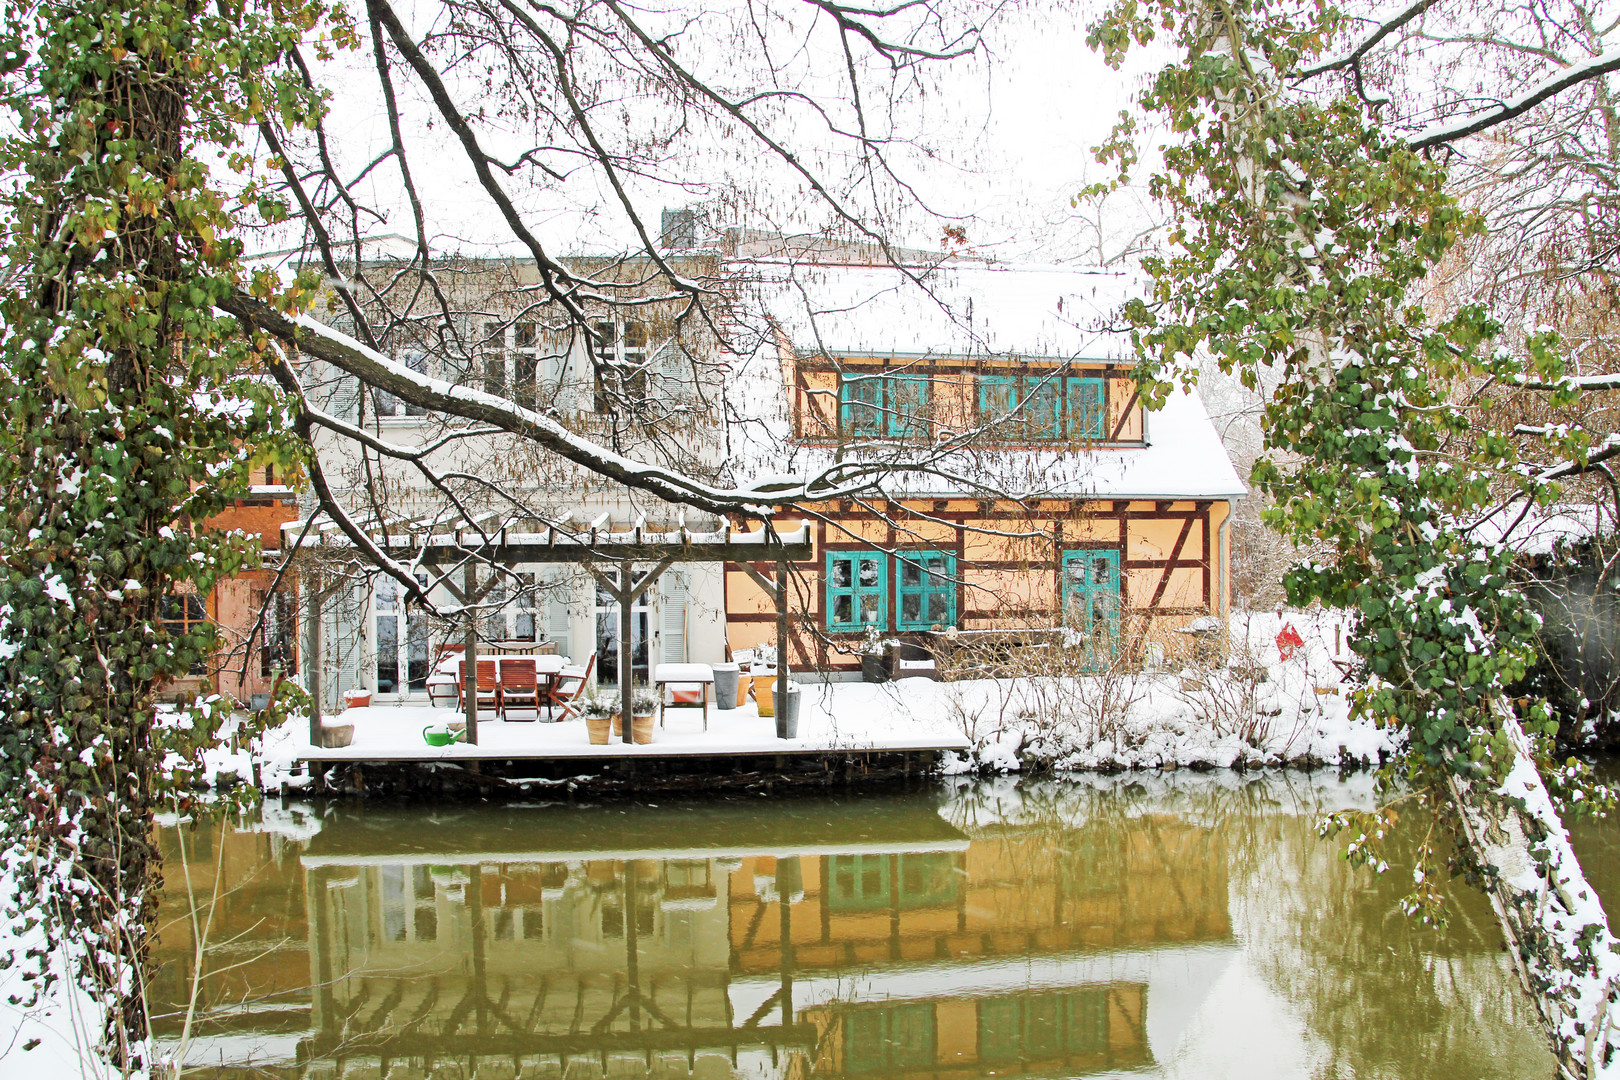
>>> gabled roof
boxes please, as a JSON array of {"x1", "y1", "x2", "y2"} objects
[{"x1": 732, "y1": 259, "x2": 1139, "y2": 360}]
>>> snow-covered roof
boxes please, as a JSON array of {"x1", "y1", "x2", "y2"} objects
[
  {"x1": 725, "y1": 259, "x2": 1246, "y2": 502},
  {"x1": 734, "y1": 259, "x2": 1139, "y2": 360},
  {"x1": 776, "y1": 385, "x2": 1246, "y2": 501}
]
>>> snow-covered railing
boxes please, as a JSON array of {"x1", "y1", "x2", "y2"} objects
[{"x1": 278, "y1": 518, "x2": 814, "y2": 562}]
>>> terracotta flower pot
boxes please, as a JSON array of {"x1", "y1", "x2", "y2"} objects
[
  {"x1": 632, "y1": 713, "x2": 655, "y2": 744},
  {"x1": 611, "y1": 713, "x2": 623, "y2": 737},
  {"x1": 586, "y1": 715, "x2": 612, "y2": 744}
]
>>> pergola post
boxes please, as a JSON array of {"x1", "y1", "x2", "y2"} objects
[
  {"x1": 306, "y1": 569, "x2": 323, "y2": 745},
  {"x1": 620, "y1": 564, "x2": 635, "y2": 744},
  {"x1": 463, "y1": 559, "x2": 479, "y2": 745},
  {"x1": 776, "y1": 548, "x2": 789, "y2": 722}
]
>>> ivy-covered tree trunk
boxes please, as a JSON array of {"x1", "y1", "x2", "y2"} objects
[{"x1": 0, "y1": 0, "x2": 333, "y2": 1071}]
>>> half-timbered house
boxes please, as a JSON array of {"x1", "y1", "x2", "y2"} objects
[{"x1": 720, "y1": 260, "x2": 1246, "y2": 677}]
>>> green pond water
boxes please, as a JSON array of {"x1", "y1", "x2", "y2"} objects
[{"x1": 152, "y1": 773, "x2": 1569, "y2": 1080}]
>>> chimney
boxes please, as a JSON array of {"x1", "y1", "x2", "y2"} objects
[{"x1": 661, "y1": 208, "x2": 697, "y2": 251}]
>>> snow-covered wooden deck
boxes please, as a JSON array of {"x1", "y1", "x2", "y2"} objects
[{"x1": 286, "y1": 686, "x2": 967, "y2": 767}]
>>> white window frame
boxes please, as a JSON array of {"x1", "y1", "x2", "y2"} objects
[{"x1": 372, "y1": 348, "x2": 430, "y2": 422}]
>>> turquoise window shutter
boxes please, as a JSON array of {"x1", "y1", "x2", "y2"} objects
[
  {"x1": 896, "y1": 551, "x2": 957, "y2": 630},
  {"x1": 826, "y1": 551, "x2": 888, "y2": 631},
  {"x1": 1069, "y1": 377, "x2": 1106, "y2": 439},
  {"x1": 840, "y1": 375, "x2": 884, "y2": 437}
]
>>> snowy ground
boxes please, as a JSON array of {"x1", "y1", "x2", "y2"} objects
[
  {"x1": 934, "y1": 608, "x2": 1394, "y2": 772},
  {"x1": 196, "y1": 609, "x2": 1394, "y2": 788},
  {"x1": 0, "y1": 851, "x2": 117, "y2": 1080}
]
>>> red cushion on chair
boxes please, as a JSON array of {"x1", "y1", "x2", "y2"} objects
[{"x1": 670, "y1": 688, "x2": 703, "y2": 704}]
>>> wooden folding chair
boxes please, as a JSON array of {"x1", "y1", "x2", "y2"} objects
[
  {"x1": 462, "y1": 659, "x2": 501, "y2": 719},
  {"x1": 499, "y1": 659, "x2": 542, "y2": 722},
  {"x1": 547, "y1": 652, "x2": 596, "y2": 721}
]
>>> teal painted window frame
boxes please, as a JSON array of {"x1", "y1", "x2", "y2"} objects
[
  {"x1": 1061, "y1": 549, "x2": 1122, "y2": 649},
  {"x1": 828, "y1": 853, "x2": 958, "y2": 911},
  {"x1": 846, "y1": 1003, "x2": 938, "y2": 1073},
  {"x1": 895, "y1": 551, "x2": 957, "y2": 630},
  {"x1": 977, "y1": 991, "x2": 1111, "y2": 1064},
  {"x1": 978, "y1": 374, "x2": 1108, "y2": 441},
  {"x1": 839, "y1": 372, "x2": 932, "y2": 438},
  {"x1": 826, "y1": 551, "x2": 888, "y2": 631}
]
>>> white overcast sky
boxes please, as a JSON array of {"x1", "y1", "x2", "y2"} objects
[{"x1": 247, "y1": 1, "x2": 1167, "y2": 267}]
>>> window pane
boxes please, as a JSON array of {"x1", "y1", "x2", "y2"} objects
[
  {"x1": 928, "y1": 593, "x2": 950, "y2": 622},
  {"x1": 901, "y1": 561, "x2": 920, "y2": 586},
  {"x1": 859, "y1": 596, "x2": 881, "y2": 624},
  {"x1": 980, "y1": 376, "x2": 1017, "y2": 420},
  {"x1": 371, "y1": 386, "x2": 399, "y2": 417},
  {"x1": 1026, "y1": 995, "x2": 1064, "y2": 1058},
  {"x1": 891, "y1": 375, "x2": 930, "y2": 436},
  {"x1": 901, "y1": 594, "x2": 921, "y2": 623},
  {"x1": 858, "y1": 558, "x2": 880, "y2": 586},
  {"x1": 1028, "y1": 378, "x2": 1062, "y2": 437},
  {"x1": 514, "y1": 354, "x2": 538, "y2": 409},
  {"x1": 833, "y1": 595, "x2": 852, "y2": 625},
  {"x1": 1071, "y1": 378, "x2": 1105, "y2": 438},
  {"x1": 832, "y1": 559, "x2": 851, "y2": 587},
  {"x1": 843, "y1": 376, "x2": 883, "y2": 436}
]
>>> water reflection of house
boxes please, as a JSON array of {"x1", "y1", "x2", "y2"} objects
[
  {"x1": 152, "y1": 797, "x2": 1232, "y2": 1080},
  {"x1": 727, "y1": 813, "x2": 1227, "y2": 1080}
]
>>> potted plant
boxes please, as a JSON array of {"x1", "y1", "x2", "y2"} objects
[
  {"x1": 631, "y1": 688, "x2": 659, "y2": 744},
  {"x1": 858, "y1": 626, "x2": 889, "y2": 683},
  {"x1": 748, "y1": 643, "x2": 778, "y2": 716},
  {"x1": 580, "y1": 695, "x2": 614, "y2": 745}
]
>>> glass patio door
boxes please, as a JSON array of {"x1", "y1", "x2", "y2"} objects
[
  {"x1": 375, "y1": 577, "x2": 431, "y2": 695},
  {"x1": 595, "y1": 582, "x2": 648, "y2": 687}
]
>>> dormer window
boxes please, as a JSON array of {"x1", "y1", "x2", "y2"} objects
[
  {"x1": 978, "y1": 374, "x2": 1105, "y2": 441},
  {"x1": 839, "y1": 372, "x2": 931, "y2": 439}
]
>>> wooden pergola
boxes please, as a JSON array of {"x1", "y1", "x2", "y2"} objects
[{"x1": 363, "y1": 520, "x2": 815, "y2": 744}]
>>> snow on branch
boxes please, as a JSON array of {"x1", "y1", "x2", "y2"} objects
[
  {"x1": 1295, "y1": 0, "x2": 1439, "y2": 79},
  {"x1": 224, "y1": 291, "x2": 965, "y2": 516},
  {"x1": 1408, "y1": 46, "x2": 1620, "y2": 151}
]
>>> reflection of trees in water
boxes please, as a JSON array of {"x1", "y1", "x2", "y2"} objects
[
  {"x1": 940, "y1": 774, "x2": 1555, "y2": 1079},
  {"x1": 1223, "y1": 784, "x2": 1554, "y2": 1080}
]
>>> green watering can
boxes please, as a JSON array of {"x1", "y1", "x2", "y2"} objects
[{"x1": 422, "y1": 725, "x2": 465, "y2": 747}]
